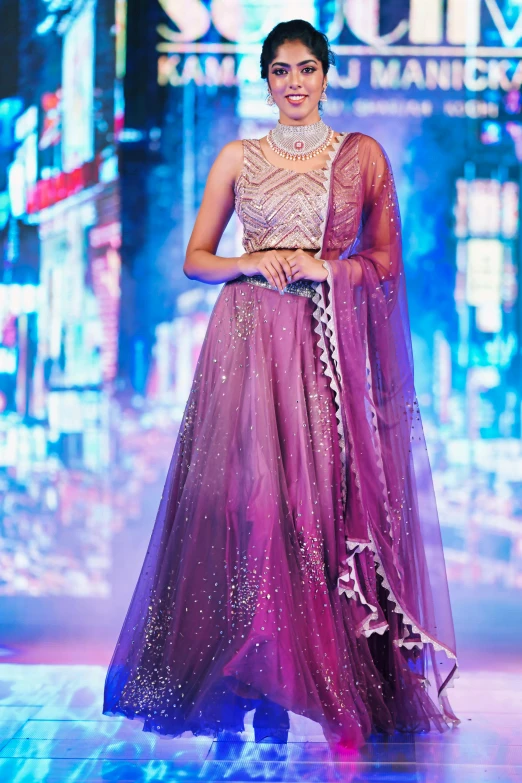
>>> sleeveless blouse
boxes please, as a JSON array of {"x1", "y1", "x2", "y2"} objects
[
  {"x1": 234, "y1": 139, "x2": 328, "y2": 254},
  {"x1": 231, "y1": 138, "x2": 328, "y2": 298}
]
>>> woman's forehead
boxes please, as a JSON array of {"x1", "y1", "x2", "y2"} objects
[{"x1": 269, "y1": 40, "x2": 318, "y2": 65}]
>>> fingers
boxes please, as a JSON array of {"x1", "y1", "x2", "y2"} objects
[
  {"x1": 274, "y1": 251, "x2": 293, "y2": 282},
  {"x1": 260, "y1": 258, "x2": 284, "y2": 292},
  {"x1": 285, "y1": 249, "x2": 299, "y2": 263},
  {"x1": 258, "y1": 249, "x2": 310, "y2": 292},
  {"x1": 284, "y1": 249, "x2": 306, "y2": 282},
  {"x1": 262, "y1": 263, "x2": 279, "y2": 291},
  {"x1": 268, "y1": 258, "x2": 286, "y2": 291}
]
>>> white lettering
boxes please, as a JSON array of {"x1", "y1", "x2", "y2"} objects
[
  {"x1": 210, "y1": 0, "x2": 276, "y2": 43},
  {"x1": 447, "y1": 0, "x2": 481, "y2": 45},
  {"x1": 236, "y1": 56, "x2": 259, "y2": 84},
  {"x1": 401, "y1": 59, "x2": 426, "y2": 89},
  {"x1": 352, "y1": 98, "x2": 433, "y2": 117},
  {"x1": 203, "y1": 55, "x2": 236, "y2": 86},
  {"x1": 328, "y1": 60, "x2": 361, "y2": 90},
  {"x1": 181, "y1": 55, "x2": 206, "y2": 86},
  {"x1": 452, "y1": 60, "x2": 464, "y2": 90},
  {"x1": 410, "y1": 0, "x2": 443, "y2": 44},
  {"x1": 425, "y1": 59, "x2": 451, "y2": 90},
  {"x1": 156, "y1": 0, "x2": 522, "y2": 49},
  {"x1": 447, "y1": 0, "x2": 522, "y2": 47},
  {"x1": 157, "y1": 0, "x2": 210, "y2": 42},
  {"x1": 488, "y1": 59, "x2": 515, "y2": 91},
  {"x1": 511, "y1": 59, "x2": 522, "y2": 89},
  {"x1": 464, "y1": 58, "x2": 488, "y2": 91},
  {"x1": 156, "y1": 51, "x2": 521, "y2": 97},
  {"x1": 344, "y1": 0, "x2": 408, "y2": 46},
  {"x1": 371, "y1": 59, "x2": 402, "y2": 89},
  {"x1": 157, "y1": 54, "x2": 182, "y2": 86},
  {"x1": 484, "y1": 0, "x2": 522, "y2": 47}
]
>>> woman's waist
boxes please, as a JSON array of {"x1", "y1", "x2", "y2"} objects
[
  {"x1": 226, "y1": 273, "x2": 317, "y2": 299},
  {"x1": 244, "y1": 242, "x2": 321, "y2": 255}
]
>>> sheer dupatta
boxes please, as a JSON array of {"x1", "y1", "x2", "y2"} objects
[{"x1": 312, "y1": 132, "x2": 460, "y2": 727}]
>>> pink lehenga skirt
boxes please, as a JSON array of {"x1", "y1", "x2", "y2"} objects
[{"x1": 103, "y1": 275, "x2": 450, "y2": 746}]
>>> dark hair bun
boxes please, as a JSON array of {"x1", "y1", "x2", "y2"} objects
[{"x1": 260, "y1": 20, "x2": 335, "y2": 80}]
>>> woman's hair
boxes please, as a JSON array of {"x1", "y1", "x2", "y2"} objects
[{"x1": 260, "y1": 20, "x2": 335, "y2": 80}]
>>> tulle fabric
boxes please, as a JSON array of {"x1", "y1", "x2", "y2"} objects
[
  {"x1": 103, "y1": 131, "x2": 459, "y2": 745},
  {"x1": 311, "y1": 132, "x2": 459, "y2": 727},
  {"x1": 103, "y1": 280, "x2": 452, "y2": 744}
]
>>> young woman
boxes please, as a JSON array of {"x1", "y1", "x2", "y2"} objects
[{"x1": 104, "y1": 19, "x2": 459, "y2": 748}]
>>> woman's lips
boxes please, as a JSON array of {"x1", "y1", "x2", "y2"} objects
[{"x1": 285, "y1": 95, "x2": 307, "y2": 105}]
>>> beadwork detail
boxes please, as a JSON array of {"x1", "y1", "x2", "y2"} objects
[
  {"x1": 232, "y1": 273, "x2": 316, "y2": 298},
  {"x1": 234, "y1": 139, "x2": 327, "y2": 258},
  {"x1": 267, "y1": 119, "x2": 335, "y2": 161}
]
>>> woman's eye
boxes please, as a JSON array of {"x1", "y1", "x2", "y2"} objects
[{"x1": 271, "y1": 66, "x2": 316, "y2": 75}]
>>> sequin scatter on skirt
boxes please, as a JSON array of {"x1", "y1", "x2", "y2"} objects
[{"x1": 103, "y1": 278, "x2": 449, "y2": 746}]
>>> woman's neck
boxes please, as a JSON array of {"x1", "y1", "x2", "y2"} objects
[{"x1": 278, "y1": 113, "x2": 322, "y2": 127}]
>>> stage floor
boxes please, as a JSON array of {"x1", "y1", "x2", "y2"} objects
[{"x1": 0, "y1": 656, "x2": 521, "y2": 782}]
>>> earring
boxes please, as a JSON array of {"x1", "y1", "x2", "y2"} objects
[
  {"x1": 320, "y1": 85, "x2": 328, "y2": 102},
  {"x1": 266, "y1": 91, "x2": 275, "y2": 106}
]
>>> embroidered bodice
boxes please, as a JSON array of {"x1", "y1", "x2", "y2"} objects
[{"x1": 234, "y1": 138, "x2": 328, "y2": 254}]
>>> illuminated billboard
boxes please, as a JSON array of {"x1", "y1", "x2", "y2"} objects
[{"x1": 155, "y1": 0, "x2": 522, "y2": 118}]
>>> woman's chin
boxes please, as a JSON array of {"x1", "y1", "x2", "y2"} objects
[{"x1": 279, "y1": 105, "x2": 318, "y2": 124}]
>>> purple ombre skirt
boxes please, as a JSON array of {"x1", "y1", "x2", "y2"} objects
[{"x1": 103, "y1": 276, "x2": 448, "y2": 746}]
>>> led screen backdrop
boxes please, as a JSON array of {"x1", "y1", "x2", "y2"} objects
[{"x1": 0, "y1": 0, "x2": 521, "y2": 601}]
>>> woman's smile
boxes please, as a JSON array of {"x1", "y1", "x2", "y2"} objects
[{"x1": 285, "y1": 94, "x2": 308, "y2": 105}]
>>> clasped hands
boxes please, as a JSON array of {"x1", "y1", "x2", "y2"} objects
[{"x1": 238, "y1": 248, "x2": 328, "y2": 293}]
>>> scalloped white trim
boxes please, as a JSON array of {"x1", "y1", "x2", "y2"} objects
[
  {"x1": 338, "y1": 555, "x2": 385, "y2": 638},
  {"x1": 312, "y1": 132, "x2": 350, "y2": 506},
  {"x1": 341, "y1": 535, "x2": 460, "y2": 726}
]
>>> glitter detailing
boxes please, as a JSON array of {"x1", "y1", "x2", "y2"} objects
[
  {"x1": 234, "y1": 139, "x2": 328, "y2": 254},
  {"x1": 230, "y1": 273, "x2": 316, "y2": 298}
]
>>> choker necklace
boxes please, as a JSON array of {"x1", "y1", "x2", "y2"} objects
[{"x1": 267, "y1": 119, "x2": 335, "y2": 161}]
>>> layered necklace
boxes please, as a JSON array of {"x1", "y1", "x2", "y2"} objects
[{"x1": 267, "y1": 119, "x2": 335, "y2": 161}]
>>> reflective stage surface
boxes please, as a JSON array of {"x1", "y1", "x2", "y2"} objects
[{"x1": 0, "y1": 657, "x2": 521, "y2": 782}]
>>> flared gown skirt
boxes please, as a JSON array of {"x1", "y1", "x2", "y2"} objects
[{"x1": 103, "y1": 277, "x2": 449, "y2": 746}]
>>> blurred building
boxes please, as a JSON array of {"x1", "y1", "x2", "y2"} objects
[{"x1": 0, "y1": 0, "x2": 122, "y2": 596}]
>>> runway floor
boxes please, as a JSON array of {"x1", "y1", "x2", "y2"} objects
[{"x1": 0, "y1": 659, "x2": 521, "y2": 782}]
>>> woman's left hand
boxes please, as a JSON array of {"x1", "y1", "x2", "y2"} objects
[{"x1": 285, "y1": 249, "x2": 328, "y2": 284}]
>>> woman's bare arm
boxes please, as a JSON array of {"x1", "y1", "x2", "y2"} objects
[
  {"x1": 183, "y1": 141, "x2": 247, "y2": 285},
  {"x1": 183, "y1": 139, "x2": 294, "y2": 291}
]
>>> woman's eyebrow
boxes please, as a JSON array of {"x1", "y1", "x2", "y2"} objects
[{"x1": 270, "y1": 59, "x2": 318, "y2": 68}]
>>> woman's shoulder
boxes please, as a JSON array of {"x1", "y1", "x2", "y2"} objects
[
  {"x1": 217, "y1": 139, "x2": 245, "y2": 163},
  {"x1": 216, "y1": 138, "x2": 263, "y2": 166},
  {"x1": 210, "y1": 140, "x2": 245, "y2": 183}
]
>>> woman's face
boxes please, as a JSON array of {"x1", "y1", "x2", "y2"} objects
[{"x1": 267, "y1": 39, "x2": 326, "y2": 125}]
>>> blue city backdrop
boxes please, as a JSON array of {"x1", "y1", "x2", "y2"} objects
[{"x1": 0, "y1": 0, "x2": 522, "y2": 651}]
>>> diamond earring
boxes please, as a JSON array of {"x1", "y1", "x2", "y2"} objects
[
  {"x1": 320, "y1": 86, "x2": 328, "y2": 102},
  {"x1": 266, "y1": 91, "x2": 275, "y2": 106}
]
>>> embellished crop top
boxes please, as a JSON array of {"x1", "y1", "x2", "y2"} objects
[{"x1": 234, "y1": 138, "x2": 328, "y2": 254}]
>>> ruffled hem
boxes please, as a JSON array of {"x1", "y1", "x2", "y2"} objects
[
  {"x1": 337, "y1": 535, "x2": 460, "y2": 727},
  {"x1": 311, "y1": 259, "x2": 460, "y2": 728}
]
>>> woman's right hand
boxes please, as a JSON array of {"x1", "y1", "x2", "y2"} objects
[{"x1": 238, "y1": 250, "x2": 293, "y2": 293}]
